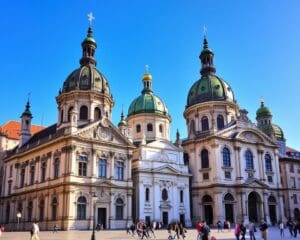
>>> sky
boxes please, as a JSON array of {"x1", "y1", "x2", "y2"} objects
[{"x1": 1, "y1": 0, "x2": 300, "y2": 149}]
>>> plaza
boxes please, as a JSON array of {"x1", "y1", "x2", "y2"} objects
[{"x1": 0, "y1": 227, "x2": 287, "y2": 240}]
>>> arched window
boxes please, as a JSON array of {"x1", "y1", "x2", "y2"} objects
[
  {"x1": 162, "y1": 189, "x2": 168, "y2": 201},
  {"x1": 116, "y1": 198, "x2": 124, "y2": 220},
  {"x1": 265, "y1": 153, "x2": 272, "y2": 172},
  {"x1": 201, "y1": 116, "x2": 209, "y2": 131},
  {"x1": 60, "y1": 110, "x2": 64, "y2": 123},
  {"x1": 147, "y1": 123, "x2": 153, "y2": 132},
  {"x1": 145, "y1": 188, "x2": 150, "y2": 202},
  {"x1": 52, "y1": 197, "x2": 58, "y2": 220},
  {"x1": 136, "y1": 124, "x2": 141, "y2": 133},
  {"x1": 201, "y1": 149, "x2": 209, "y2": 168},
  {"x1": 39, "y1": 199, "x2": 45, "y2": 221},
  {"x1": 68, "y1": 106, "x2": 73, "y2": 122},
  {"x1": 77, "y1": 196, "x2": 87, "y2": 220},
  {"x1": 94, "y1": 107, "x2": 101, "y2": 120},
  {"x1": 202, "y1": 195, "x2": 213, "y2": 203},
  {"x1": 80, "y1": 105, "x2": 88, "y2": 120},
  {"x1": 222, "y1": 147, "x2": 231, "y2": 167},
  {"x1": 54, "y1": 158, "x2": 60, "y2": 178},
  {"x1": 268, "y1": 196, "x2": 276, "y2": 203},
  {"x1": 217, "y1": 115, "x2": 224, "y2": 130},
  {"x1": 28, "y1": 201, "x2": 33, "y2": 222},
  {"x1": 224, "y1": 193, "x2": 234, "y2": 202},
  {"x1": 159, "y1": 124, "x2": 163, "y2": 133},
  {"x1": 245, "y1": 150, "x2": 254, "y2": 170}
]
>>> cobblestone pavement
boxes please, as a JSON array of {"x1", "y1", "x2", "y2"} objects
[{"x1": 0, "y1": 227, "x2": 288, "y2": 240}]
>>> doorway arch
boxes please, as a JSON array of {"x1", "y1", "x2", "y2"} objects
[
  {"x1": 224, "y1": 193, "x2": 234, "y2": 223},
  {"x1": 202, "y1": 195, "x2": 213, "y2": 225},
  {"x1": 248, "y1": 192, "x2": 261, "y2": 222},
  {"x1": 268, "y1": 196, "x2": 277, "y2": 225}
]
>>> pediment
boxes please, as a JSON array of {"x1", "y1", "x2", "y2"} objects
[
  {"x1": 235, "y1": 129, "x2": 275, "y2": 145},
  {"x1": 75, "y1": 119, "x2": 132, "y2": 146},
  {"x1": 147, "y1": 140, "x2": 181, "y2": 151},
  {"x1": 153, "y1": 164, "x2": 183, "y2": 175},
  {"x1": 243, "y1": 178, "x2": 269, "y2": 188}
]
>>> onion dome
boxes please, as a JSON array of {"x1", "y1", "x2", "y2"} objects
[
  {"x1": 256, "y1": 100, "x2": 272, "y2": 119},
  {"x1": 21, "y1": 100, "x2": 32, "y2": 118},
  {"x1": 60, "y1": 26, "x2": 111, "y2": 98},
  {"x1": 186, "y1": 36, "x2": 235, "y2": 108},
  {"x1": 259, "y1": 124, "x2": 285, "y2": 141},
  {"x1": 128, "y1": 67, "x2": 170, "y2": 119}
]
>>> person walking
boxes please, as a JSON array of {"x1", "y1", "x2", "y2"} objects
[
  {"x1": 279, "y1": 221, "x2": 284, "y2": 238},
  {"x1": 201, "y1": 221, "x2": 210, "y2": 240},
  {"x1": 248, "y1": 221, "x2": 256, "y2": 240},
  {"x1": 53, "y1": 224, "x2": 58, "y2": 233},
  {"x1": 234, "y1": 223, "x2": 240, "y2": 240},
  {"x1": 239, "y1": 221, "x2": 246, "y2": 240},
  {"x1": 31, "y1": 222, "x2": 40, "y2": 240},
  {"x1": 217, "y1": 220, "x2": 222, "y2": 232},
  {"x1": 196, "y1": 221, "x2": 203, "y2": 240},
  {"x1": 287, "y1": 218, "x2": 294, "y2": 237},
  {"x1": 259, "y1": 220, "x2": 268, "y2": 240},
  {"x1": 179, "y1": 223, "x2": 187, "y2": 239}
]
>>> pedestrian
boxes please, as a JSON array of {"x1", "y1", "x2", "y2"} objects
[
  {"x1": 196, "y1": 220, "x2": 203, "y2": 240},
  {"x1": 126, "y1": 222, "x2": 130, "y2": 234},
  {"x1": 234, "y1": 223, "x2": 240, "y2": 240},
  {"x1": 174, "y1": 222, "x2": 180, "y2": 239},
  {"x1": 31, "y1": 222, "x2": 40, "y2": 240},
  {"x1": 279, "y1": 221, "x2": 284, "y2": 238},
  {"x1": 293, "y1": 221, "x2": 298, "y2": 238},
  {"x1": 239, "y1": 221, "x2": 246, "y2": 240},
  {"x1": 217, "y1": 220, "x2": 222, "y2": 232},
  {"x1": 227, "y1": 220, "x2": 231, "y2": 232},
  {"x1": 200, "y1": 221, "x2": 210, "y2": 240},
  {"x1": 53, "y1": 224, "x2": 58, "y2": 233},
  {"x1": 248, "y1": 221, "x2": 256, "y2": 240},
  {"x1": 287, "y1": 218, "x2": 294, "y2": 237},
  {"x1": 259, "y1": 220, "x2": 268, "y2": 240},
  {"x1": 179, "y1": 223, "x2": 187, "y2": 239}
]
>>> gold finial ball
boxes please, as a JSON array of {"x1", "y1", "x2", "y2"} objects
[{"x1": 143, "y1": 73, "x2": 152, "y2": 81}]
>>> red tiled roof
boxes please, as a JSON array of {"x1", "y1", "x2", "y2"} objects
[
  {"x1": 0, "y1": 120, "x2": 44, "y2": 140},
  {"x1": 286, "y1": 146, "x2": 299, "y2": 153}
]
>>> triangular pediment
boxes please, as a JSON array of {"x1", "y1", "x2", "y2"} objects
[
  {"x1": 153, "y1": 164, "x2": 184, "y2": 175},
  {"x1": 74, "y1": 119, "x2": 133, "y2": 146},
  {"x1": 231, "y1": 128, "x2": 276, "y2": 146},
  {"x1": 146, "y1": 139, "x2": 182, "y2": 151}
]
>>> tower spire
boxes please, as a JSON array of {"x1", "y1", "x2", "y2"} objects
[
  {"x1": 142, "y1": 64, "x2": 153, "y2": 93},
  {"x1": 80, "y1": 13, "x2": 97, "y2": 66},
  {"x1": 199, "y1": 28, "x2": 216, "y2": 76}
]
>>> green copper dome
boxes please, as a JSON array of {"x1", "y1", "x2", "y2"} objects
[
  {"x1": 256, "y1": 101, "x2": 272, "y2": 119},
  {"x1": 128, "y1": 71, "x2": 170, "y2": 118},
  {"x1": 187, "y1": 75, "x2": 235, "y2": 108},
  {"x1": 259, "y1": 124, "x2": 284, "y2": 141}
]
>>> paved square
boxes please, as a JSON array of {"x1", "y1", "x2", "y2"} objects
[{"x1": 0, "y1": 227, "x2": 286, "y2": 240}]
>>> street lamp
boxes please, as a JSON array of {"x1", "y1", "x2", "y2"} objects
[
  {"x1": 91, "y1": 193, "x2": 97, "y2": 240},
  {"x1": 16, "y1": 212, "x2": 22, "y2": 231}
]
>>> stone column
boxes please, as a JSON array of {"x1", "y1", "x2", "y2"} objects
[
  {"x1": 234, "y1": 146, "x2": 242, "y2": 181},
  {"x1": 257, "y1": 149, "x2": 264, "y2": 181},
  {"x1": 214, "y1": 192, "x2": 225, "y2": 222},
  {"x1": 127, "y1": 192, "x2": 132, "y2": 223},
  {"x1": 91, "y1": 148, "x2": 96, "y2": 178},
  {"x1": 36, "y1": 157, "x2": 40, "y2": 182},
  {"x1": 47, "y1": 152, "x2": 52, "y2": 181},
  {"x1": 263, "y1": 192, "x2": 270, "y2": 223},
  {"x1": 127, "y1": 154, "x2": 132, "y2": 180},
  {"x1": 110, "y1": 152, "x2": 115, "y2": 179}
]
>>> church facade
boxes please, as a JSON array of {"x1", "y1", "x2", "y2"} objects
[{"x1": 0, "y1": 21, "x2": 299, "y2": 231}]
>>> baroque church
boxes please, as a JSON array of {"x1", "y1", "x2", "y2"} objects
[{"x1": 0, "y1": 20, "x2": 299, "y2": 230}]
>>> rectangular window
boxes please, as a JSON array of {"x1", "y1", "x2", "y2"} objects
[
  {"x1": 78, "y1": 156, "x2": 87, "y2": 176},
  {"x1": 203, "y1": 172, "x2": 209, "y2": 180},
  {"x1": 267, "y1": 175, "x2": 273, "y2": 183},
  {"x1": 9, "y1": 165, "x2": 13, "y2": 177},
  {"x1": 291, "y1": 177, "x2": 296, "y2": 188},
  {"x1": 115, "y1": 161, "x2": 124, "y2": 180},
  {"x1": 8, "y1": 182, "x2": 12, "y2": 195},
  {"x1": 116, "y1": 205, "x2": 123, "y2": 220},
  {"x1": 20, "y1": 168, "x2": 25, "y2": 188},
  {"x1": 41, "y1": 162, "x2": 47, "y2": 182},
  {"x1": 293, "y1": 194, "x2": 298, "y2": 204},
  {"x1": 225, "y1": 171, "x2": 231, "y2": 179},
  {"x1": 290, "y1": 164, "x2": 294, "y2": 173},
  {"x1": 98, "y1": 159, "x2": 107, "y2": 178},
  {"x1": 30, "y1": 166, "x2": 35, "y2": 185},
  {"x1": 180, "y1": 190, "x2": 184, "y2": 203}
]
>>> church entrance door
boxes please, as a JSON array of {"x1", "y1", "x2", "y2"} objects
[
  {"x1": 204, "y1": 205, "x2": 213, "y2": 225},
  {"x1": 225, "y1": 204, "x2": 234, "y2": 223},
  {"x1": 248, "y1": 192, "x2": 261, "y2": 222},
  {"x1": 162, "y1": 212, "x2": 168, "y2": 226},
  {"x1": 97, "y1": 208, "x2": 106, "y2": 229},
  {"x1": 269, "y1": 205, "x2": 277, "y2": 224}
]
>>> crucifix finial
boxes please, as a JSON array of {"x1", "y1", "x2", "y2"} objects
[
  {"x1": 27, "y1": 92, "x2": 31, "y2": 102},
  {"x1": 145, "y1": 64, "x2": 149, "y2": 73},
  {"x1": 203, "y1": 26, "x2": 207, "y2": 37},
  {"x1": 87, "y1": 12, "x2": 95, "y2": 26}
]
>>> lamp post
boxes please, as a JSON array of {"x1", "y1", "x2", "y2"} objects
[
  {"x1": 16, "y1": 212, "x2": 22, "y2": 231},
  {"x1": 91, "y1": 193, "x2": 97, "y2": 240}
]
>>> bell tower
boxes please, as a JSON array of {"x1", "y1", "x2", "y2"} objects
[{"x1": 19, "y1": 100, "x2": 32, "y2": 147}]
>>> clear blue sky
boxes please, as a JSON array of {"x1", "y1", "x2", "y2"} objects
[{"x1": 1, "y1": 0, "x2": 300, "y2": 149}]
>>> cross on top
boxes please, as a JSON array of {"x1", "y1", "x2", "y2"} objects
[
  {"x1": 87, "y1": 12, "x2": 95, "y2": 26},
  {"x1": 145, "y1": 64, "x2": 149, "y2": 73},
  {"x1": 203, "y1": 26, "x2": 207, "y2": 37}
]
